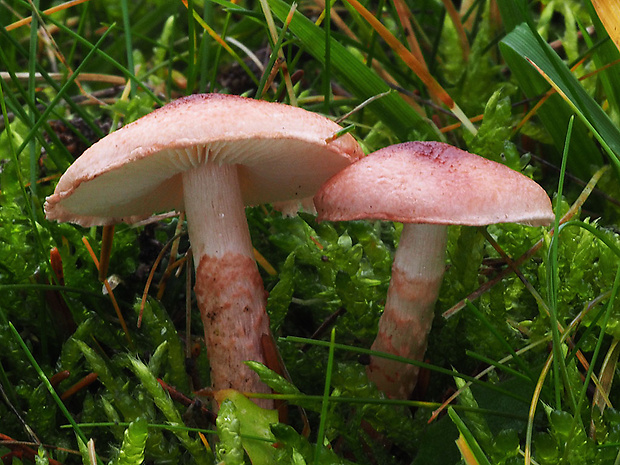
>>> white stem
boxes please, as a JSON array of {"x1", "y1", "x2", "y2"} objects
[
  {"x1": 183, "y1": 162, "x2": 254, "y2": 262},
  {"x1": 367, "y1": 223, "x2": 448, "y2": 399},
  {"x1": 182, "y1": 161, "x2": 273, "y2": 408}
]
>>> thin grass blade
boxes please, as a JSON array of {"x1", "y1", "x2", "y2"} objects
[
  {"x1": 448, "y1": 407, "x2": 492, "y2": 465},
  {"x1": 501, "y1": 23, "x2": 620, "y2": 176},
  {"x1": 267, "y1": 0, "x2": 439, "y2": 140},
  {"x1": 583, "y1": 2, "x2": 620, "y2": 119},
  {"x1": 497, "y1": 2, "x2": 603, "y2": 177},
  {"x1": 341, "y1": 0, "x2": 477, "y2": 134},
  {"x1": 590, "y1": 0, "x2": 620, "y2": 52}
]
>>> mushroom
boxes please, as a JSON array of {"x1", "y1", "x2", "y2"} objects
[
  {"x1": 45, "y1": 93, "x2": 363, "y2": 407},
  {"x1": 314, "y1": 141, "x2": 554, "y2": 399}
]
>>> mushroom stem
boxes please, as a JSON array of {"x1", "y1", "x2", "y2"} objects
[
  {"x1": 366, "y1": 223, "x2": 448, "y2": 399},
  {"x1": 182, "y1": 161, "x2": 273, "y2": 408}
]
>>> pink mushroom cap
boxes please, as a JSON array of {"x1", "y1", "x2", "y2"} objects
[
  {"x1": 315, "y1": 141, "x2": 554, "y2": 227},
  {"x1": 44, "y1": 93, "x2": 363, "y2": 225}
]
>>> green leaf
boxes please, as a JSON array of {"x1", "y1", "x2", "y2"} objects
[
  {"x1": 35, "y1": 446, "x2": 50, "y2": 465},
  {"x1": 215, "y1": 389, "x2": 278, "y2": 465},
  {"x1": 76, "y1": 435, "x2": 90, "y2": 465},
  {"x1": 271, "y1": 424, "x2": 313, "y2": 464},
  {"x1": 496, "y1": 15, "x2": 603, "y2": 176},
  {"x1": 448, "y1": 407, "x2": 492, "y2": 465},
  {"x1": 500, "y1": 23, "x2": 620, "y2": 177},
  {"x1": 584, "y1": 1, "x2": 620, "y2": 120},
  {"x1": 271, "y1": 423, "x2": 351, "y2": 465},
  {"x1": 453, "y1": 377, "x2": 493, "y2": 452}
]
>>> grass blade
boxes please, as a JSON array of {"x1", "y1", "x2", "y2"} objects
[
  {"x1": 590, "y1": 0, "x2": 620, "y2": 52},
  {"x1": 341, "y1": 0, "x2": 477, "y2": 134},
  {"x1": 120, "y1": 0, "x2": 135, "y2": 96},
  {"x1": 314, "y1": 328, "x2": 336, "y2": 464},
  {"x1": 547, "y1": 115, "x2": 574, "y2": 410},
  {"x1": 501, "y1": 23, "x2": 620, "y2": 176},
  {"x1": 497, "y1": 1, "x2": 603, "y2": 177},
  {"x1": 448, "y1": 407, "x2": 492, "y2": 465},
  {"x1": 267, "y1": 0, "x2": 439, "y2": 140},
  {"x1": 27, "y1": 0, "x2": 40, "y2": 204},
  {"x1": 10, "y1": 25, "x2": 115, "y2": 185},
  {"x1": 464, "y1": 300, "x2": 535, "y2": 382},
  {"x1": 281, "y1": 336, "x2": 532, "y2": 404},
  {"x1": 583, "y1": 2, "x2": 620, "y2": 118},
  {"x1": 7, "y1": 322, "x2": 92, "y2": 454},
  {"x1": 183, "y1": 0, "x2": 259, "y2": 87}
]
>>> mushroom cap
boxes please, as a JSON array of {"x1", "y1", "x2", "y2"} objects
[
  {"x1": 315, "y1": 141, "x2": 554, "y2": 227},
  {"x1": 44, "y1": 93, "x2": 363, "y2": 226}
]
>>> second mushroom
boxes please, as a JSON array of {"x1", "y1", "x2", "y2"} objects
[{"x1": 314, "y1": 141, "x2": 554, "y2": 399}]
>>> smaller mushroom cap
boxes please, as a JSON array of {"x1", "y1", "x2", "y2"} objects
[
  {"x1": 315, "y1": 141, "x2": 554, "y2": 227},
  {"x1": 44, "y1": 94, "x2": 363, "y2": 226}
]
